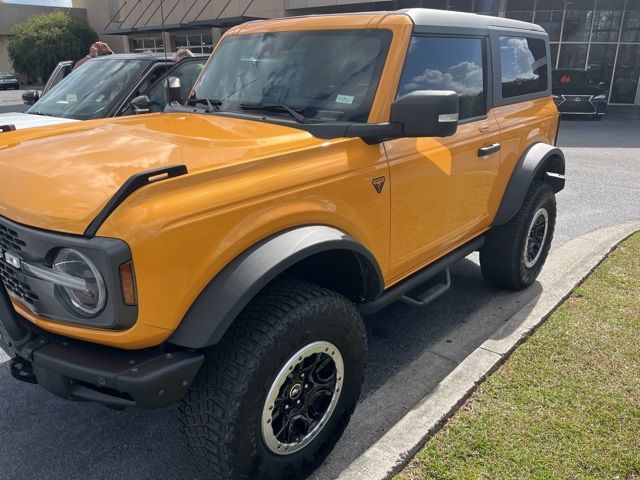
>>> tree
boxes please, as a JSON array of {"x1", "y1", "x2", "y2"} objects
[{"x1": 8, "y1": 11, "x2": 98, "y2": 83}]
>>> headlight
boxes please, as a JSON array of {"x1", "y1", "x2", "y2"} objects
[
  {"x1": 593, "y1": 94, "x2": 607, "y2": 101},
  {"x1": 53, "y1": 248, "x2": 106, "y2": 316}
]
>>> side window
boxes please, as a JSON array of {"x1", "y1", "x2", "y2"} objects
[
  {"x1": 146, "y1": 59, "x2": 206, "y2": 112},
  {"x1": 398, "y1": 36, "x2": 486, "y2": 120},
  {"x1": 500, "y1": 36, "x2": 549, "y2": 98}
]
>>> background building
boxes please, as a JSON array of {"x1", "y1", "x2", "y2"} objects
[
  {"x1": 96, "y1": 0, "x2": 640, "y2": 107},
  {"x1": 1, "y1": 0, "x2": 639, "y2": 106}
]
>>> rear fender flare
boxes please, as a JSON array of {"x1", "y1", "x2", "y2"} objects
[{"x1": 493, "y1": 143, "x2": 565, "y2": 226}]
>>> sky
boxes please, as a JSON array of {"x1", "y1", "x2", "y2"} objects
[{"x1": 1, "y1": 0, "x2": 73, "y2": 5}]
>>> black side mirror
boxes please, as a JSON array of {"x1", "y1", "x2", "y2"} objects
[
  {"x1": 22, "y1": 90, "x2": 40, "y2": 106},
  {"x1": 130, "y1": 95, "x2": 151, "y2": 114},
  {"x1": 390, "y1": 90, "x2": 459, "y2": 138},
  {"x1": 167, "y1": 76, "x2": 182, "y2": 103}
]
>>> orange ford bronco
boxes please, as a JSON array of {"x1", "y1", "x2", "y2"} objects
[{"x1": 0, "y1": 9, "x2": 563, "y2": 479}]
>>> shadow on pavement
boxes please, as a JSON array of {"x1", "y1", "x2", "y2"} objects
[{"x1": 0, "y1": 258, "x2": 545, "y2": 480}]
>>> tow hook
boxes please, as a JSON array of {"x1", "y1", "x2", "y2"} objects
[{"x1": 9, "y1": 358, "x2": 37, "y2": 384}]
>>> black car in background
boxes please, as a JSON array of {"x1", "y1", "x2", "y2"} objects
[
  {"x1": 0, "y1": 72, "x2": 19, "y2": 90},
  {"x1": 25, "y1": 53, "x2": 207, "y2": 117},
  {"x1": 1, "y1": 53, "x2": 207, "y2": 131},
  {"x1": 552, "y1": 69, "x2": 608, "y2": 119}
]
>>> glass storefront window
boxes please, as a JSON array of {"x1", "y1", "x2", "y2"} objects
[
  {"x1": 448, "y1": 0, "x2": 473, "y2": 12},
  {"x1": 173, "y1": 33, "x2": 214, "y2": 54},
  {"x1": 622, "y1": 0, "x2": 640, "y2": 42},
  {"x1": 563, "y1": 11, "x2": 593, "y2": 42},
  {"x1": 551, "y1": 43, "x2": 559, "y2": 67},
  {"x1": 591, "y1": 0, "x2": 624, "y2": 42},
  {"x1": 132, "y1": 37, "x2": 164, "y2": 53},
  {"x1": 558, "y1": 44, "x2": 588, "y2": 69},
  {"x1": 534, "y1": 9, "x2": 564, "y2": 42},
  {"x1": 474, "y1": 0, "x2": 499, "y2": 14},
  {"x1": 505, "y1": 0, "x2": 533, "y2": 22},
  {"x1": 611, "y1": 44, "x2": 640, "y2": 103},
  {"x1": 588, "y1": 43, "x2": 617, "y2": 89}
]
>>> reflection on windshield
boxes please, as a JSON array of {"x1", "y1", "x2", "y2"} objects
[
  {"x1": 28, "y1": 59, "x2": 147, "y2": 120},
  {"x1": 192, "y1": 30, "x2": 392, "y2": 123}
]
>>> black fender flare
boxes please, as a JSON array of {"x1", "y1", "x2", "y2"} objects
[
  {"x1": 493, "y1": 143, "x2": 565, "y2": 226},
  {"x1": 168, "y1": 225, "x2": 384, "y2": 349}
]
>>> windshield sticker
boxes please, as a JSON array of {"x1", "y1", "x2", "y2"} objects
[{"x1": 336, "y1": 94, "x2": 355, "y2": 105}]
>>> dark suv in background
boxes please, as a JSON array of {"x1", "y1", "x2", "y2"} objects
[{"x1": 552, "y1": 69, "x2": 608, "y2": 119}]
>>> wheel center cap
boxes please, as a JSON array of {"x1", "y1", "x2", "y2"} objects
[{"x1": 289, "y1": 383, "x2": 302, "y2": 400}]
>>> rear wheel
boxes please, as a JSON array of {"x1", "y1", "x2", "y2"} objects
[
  {"x1": 480, "y1": 181, "x2": 556, "y2": 290},
  {"x1": 179, "y1": 277, "x2": 366, "y2": 480}
]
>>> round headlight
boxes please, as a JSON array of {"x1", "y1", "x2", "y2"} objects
[{"x1": 53, "y1": 248, "x2": 106, "y2": 316}]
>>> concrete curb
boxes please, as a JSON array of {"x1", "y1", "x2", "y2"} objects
[{"x1": 336, "y1": 220, "x2": 640, "y2": 480}]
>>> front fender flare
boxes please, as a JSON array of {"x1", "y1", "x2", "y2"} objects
[
  {"x1": 168, "y1": 225, "x2": 383, "y2": 349},
  {"x1": 493, "y1": 143, "x2": 565, "y2": 226}
]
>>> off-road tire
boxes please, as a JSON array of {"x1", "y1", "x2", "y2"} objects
[
  {"x1": 179, "y1": 277, "x2": 366, "y2": 480},
  {"x1": 480, "y1": 180, "x2": 556, "y2": 290}
]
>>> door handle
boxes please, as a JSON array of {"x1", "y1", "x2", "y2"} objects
[{"x1": 478, "y1": 143, "x2": 501, "y2": 157}]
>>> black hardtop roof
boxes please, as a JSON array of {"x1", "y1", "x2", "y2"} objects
[{"x1": 400, "y1": 8, "x2": 545, "y2": 32}]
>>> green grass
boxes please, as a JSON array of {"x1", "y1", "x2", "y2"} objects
[{"x1": 395, "y1": 233, "x2": 640, "y2": 480}]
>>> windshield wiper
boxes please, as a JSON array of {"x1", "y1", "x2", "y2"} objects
[
  {"x1": 186, "y1": 98, "x2": 222, "y2": 112},
  {"x1": 239, "y1": 103, "x2": 308, "y2": 124},
  {"x1": 29, "y1": 111, "x2": 56, "y2": 117}
]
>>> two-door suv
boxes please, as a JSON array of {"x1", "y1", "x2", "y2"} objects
[{"x1": 0, "y1": 9, "x2": 563, "y2": 479}]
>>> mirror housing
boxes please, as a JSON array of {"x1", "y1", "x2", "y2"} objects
[
  {"x1": 167, "y1": 76, "x2": 182, "y2": 103},
  {"x1": 22, "y1": 90, "x2": 40, "y2": 106},
  {"x1": 390, "y1": 90, "x2": 459, "y2": 138},
  {"x1": 130, "y1": 95, "x2": 151, "y2": 114}
]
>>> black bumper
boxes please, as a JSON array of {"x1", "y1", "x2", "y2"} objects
[
  {"x1": 556, "y1": 95, "x2": 607, "y2": 116},
  {"x1": 0, "y1": 283, "x2": 203, "y2": 409}
]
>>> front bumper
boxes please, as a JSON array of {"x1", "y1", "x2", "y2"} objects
[
  {"x1": 1, "y1": 282, "x2": 203, "y2": 409},
  {"x1": 0, "y1": 80, "x2": 18, "y2": 88},
  {"x1": 555, "y1": 95, "x2": 607, "y2": 116}
]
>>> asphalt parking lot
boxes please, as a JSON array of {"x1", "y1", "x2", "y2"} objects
[
  {"x1": 0, "y1": 88, "x2": 26, "y2": 114},
  {"x1": 1, "y1": 104, "x2": 639, "y2": 480}
]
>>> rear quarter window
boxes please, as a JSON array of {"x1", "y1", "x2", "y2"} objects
[{"x1": 500, "y1": 36, "x2": 549, "y2": 98}]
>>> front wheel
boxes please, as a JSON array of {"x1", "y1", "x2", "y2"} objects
[
  {"x1": 179, "y1": 278, "x2": 366, "y2": 480},
  {"x1": 480, "y1": 181, "x2": 556, "y2": 290}
]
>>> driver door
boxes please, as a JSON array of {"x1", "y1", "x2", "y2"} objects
[{"x1": 386, "y1": 35, "x2": 501, "y2": 281}]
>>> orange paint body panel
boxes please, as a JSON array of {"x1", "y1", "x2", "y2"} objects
[{"x1": 0, "y1": 12, "x2": 559, "y2": 349}]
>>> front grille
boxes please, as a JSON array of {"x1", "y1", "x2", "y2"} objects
[
  {"x1": 0, "y1": 260, "x2": 39, "y2": 306},
  {"x1": 0, "y1": 223, "x2": 26, "y2": 252},
  {"x1": 560, "y1": 95, "x2": 596, "y2": 113}
]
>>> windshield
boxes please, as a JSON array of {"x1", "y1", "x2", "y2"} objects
[
  {"x1": 192, "y1": 29, "x2": 392, "y2": 123},
  {"x1": 28, "y1": 59, "x2": 149, "y2": 120}
]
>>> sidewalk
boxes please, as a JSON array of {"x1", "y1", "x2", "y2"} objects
[{"x1": 395, "y1": 232, "x2": 640, "y2": 480}]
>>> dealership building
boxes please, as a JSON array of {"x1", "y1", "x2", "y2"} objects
[{"x1": 1, "y1": 0, "x2": 639, "y2": 106}]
